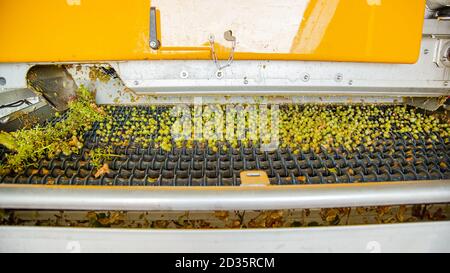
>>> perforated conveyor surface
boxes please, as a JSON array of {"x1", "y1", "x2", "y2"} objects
[{"x1": 1, "y1": 106, "x2": 449, "y2": 186}]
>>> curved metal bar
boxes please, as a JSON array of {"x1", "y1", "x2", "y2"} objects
[{"x1": 0, "y1": 180, "x2": 449, "y2": 211}]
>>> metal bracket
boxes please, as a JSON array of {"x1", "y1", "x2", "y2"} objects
[
  {"x1": 149, "y1": 7, "x2": 160, "y2": 50},
  {"x1": 433, "y1": 39, "x2": 450, "y2": 67},
  {"x1": 405, "y1": 96, "x2": 448, "y2": 111},
  {"x1": 440, "y1": 41, "x2": 450, "y2": 67}
]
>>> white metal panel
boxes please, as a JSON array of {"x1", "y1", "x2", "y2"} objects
[
  {"x1": 154, "y1": 0, "x2": 310, "y2": 53},
  {"x1": 110, "y1": 37, "x2": 449, "y2": 98},
  {"x1": 1, "y1": 222, "x2": 449, "y2": 253}
]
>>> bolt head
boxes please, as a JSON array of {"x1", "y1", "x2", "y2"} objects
[
  {"x1": 216, "y1": 70, "x2": 224, "y2": 79},
  {"x1": 180, "y1": 71, "x2": 189, "y2": 79},
  {"x1": 149, "y1": 40, "x2": 160, "y2": 49},
  {"x1": 301, "y1": 73, "x2": 310, "y2": 82}
]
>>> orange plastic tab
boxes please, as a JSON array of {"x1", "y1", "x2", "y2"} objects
[
  {"x1": 240, "y1": 171, "x2": 270, "y2": 186},
  {"x1": 0, "y1": 0, "x2": 425, "y2": 63}
]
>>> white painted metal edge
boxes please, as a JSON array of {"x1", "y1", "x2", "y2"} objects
[
  {"x1": 1, "y1": 221, "x2": 449, "y2": 253},
  {"x1": 0, "y1": 180, "x2": 449, "y2": 211}
]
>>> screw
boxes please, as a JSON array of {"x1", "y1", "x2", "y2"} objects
[
  {"x1": 444, "y1": 81, "x2": 449, "y2": 86},
  {"x1": 134, "y1": 80, "x2": 139, "y2": 86},
  {"x1": 150, "y1": 41, "x2": 158, "y2": 49},
  {"x1": 301, "y1": 73, "x2": 310, "y2": 82},
  {"x1": 244, "y1": 77, "x2": 248, "y2": 84},
  {"x1": 0, "y1": 77, "x2": 5, "y2": 86},
  {"x1": 348, "y1": 80, "x2": 353, "y2": 86},
  {"x1": 216, "y1": 70, "x2": 224, "y2": 79},
  {"x1": 424, "y1": 49, "x2": 429, "y2": 55},
  {"x1": 335, "y1": 73, "x2": 343, "y2": 82},
  {"x1": 180, "y1": 71, "x2": 189, "y2": 79}
]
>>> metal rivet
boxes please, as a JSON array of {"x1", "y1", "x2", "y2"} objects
[
  {"x1": 444, "y1": 81, "x2": 449, "y2": 86},
  {"x1": 243, "y1": 77, "x2": 248, "y2": 84},
  {"x1": 180, "y1": 71, "x2": 189, "y2": 79},
  {"x1": 348, "y1": 80, "x2": 353, "y2": 86},
  {"x1": 216, "y1": 70, "x2": 224, "y2": 79},
  {"x1": 424, "y1": 49, "x2": 429, "y2": 55},
  {"x1": 134, "y1": 80, "x2": 139, "y2": 86},
  {"x1": 301, "y1": 73, "x2": 310, "y2": 82},
  {"x1": 335, "y1": 73, "x2": 343, "y2": 82},
  {"x1": 0, "y1": 77, "x2": 5, "y2": 86}
]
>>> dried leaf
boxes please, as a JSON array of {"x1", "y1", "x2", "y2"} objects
[
  {"x1": 46, "y1": 178, "x2": 55, "y2": 185},
  {"x1": 376, "y1": 206, "x2": 391, "y2": 217},
  {"x1": 247, "y1": 219, "x2": 264, "y2": 228},
  {"x1": 396, "y1": 205, "x2": 406, "y2": 222},
  {"x1": 231, "y1": 220, "x2": 241, "y2": 228},
  {"x1": 98, "y1": 217, "x2": 111, "y2": 225},
  {"x1": 94, "y1": 163, "x2": 110, "y2": 178},
  {"x1": 90, "y1": 102, "x2": 106, "y2": 115},
  {"x1": 304, "y1": 209, "x2": 311, "y2": 217},
  {"x1": 86, "y1": 211, "x2": 97, "y2": 221},
  {"x1": 297, "y1": 176, "x2": 306, "y2": 183},
  {"x1": 108, "y1": 212, "x2": 124, "y2": 224},
  {"x1": 68, "y1": 135, "x2": 83, "y2": 149},
  {"x1": 356, "y1": 207, "x2": 366, "y2": 215},
  {"x1": 214, "y1": 211, "x2": 229, "y2": 221},
  {"x1": 412, "y1": 205, "x2": 424, "y2": 219},
  {"x1": 325, "y1": 209, "x2": 338, "y2": 223},
  {"x1": 269, "y1": 210, "x2": 283, "y2": 220},
  {"x1": 431, "y1": 208, "x2": 447, "y2": 220}
]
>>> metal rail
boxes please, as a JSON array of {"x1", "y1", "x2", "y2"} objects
[{"x1": 0, "y1": 180, "x2": 449, "y2": 211}]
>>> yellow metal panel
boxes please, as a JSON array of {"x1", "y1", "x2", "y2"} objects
[
  {"x1": 0, "y1": 0, "x2": 425, "y2": 63},
  {"x1": 0, "y1": 0, "x2": 153, "y2": 62}
]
